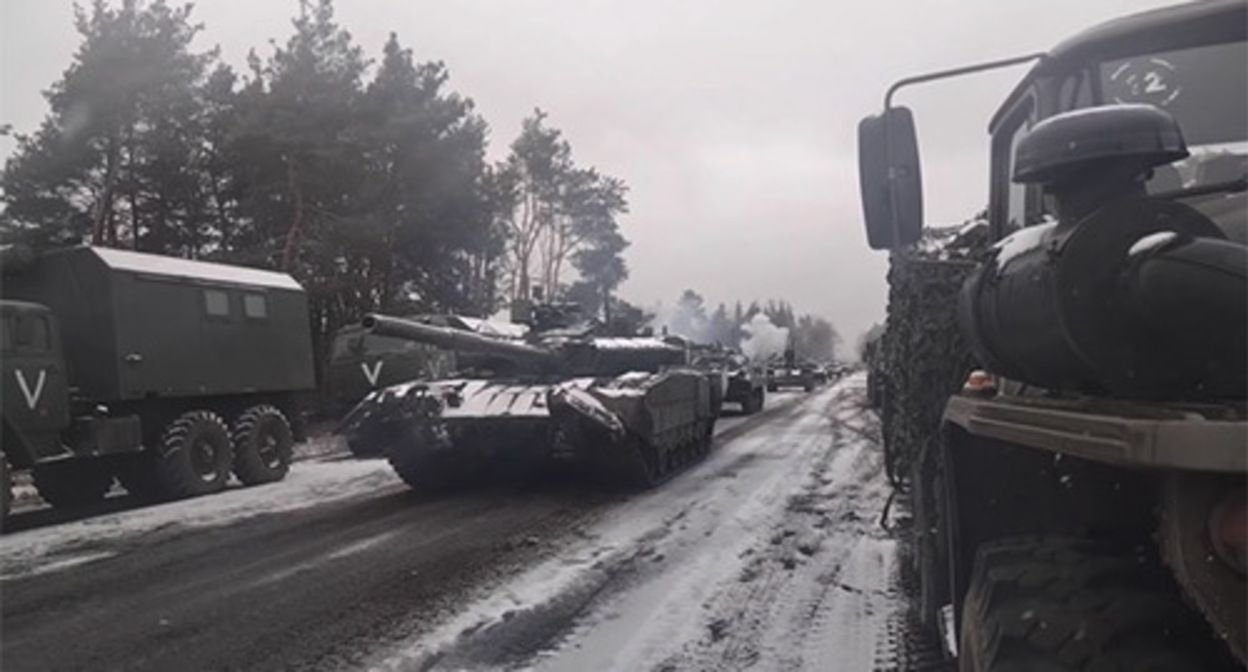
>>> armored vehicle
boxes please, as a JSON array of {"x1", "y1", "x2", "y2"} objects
[
  {"x1": 766, "y1": 345, "x2": 816, "y2": 393},
  {"x1": 338, "y1": 305, "x2": 717, "y2": 493},
  {"x1": 693, "y1": 349, "x2": 766, "y2": 415},
  {"x1": 1, "y1": 245, "x2": 315, "y2": 521},
  {"x1": 859, "y1": 2, "x2": 1246, "y2": 669}
]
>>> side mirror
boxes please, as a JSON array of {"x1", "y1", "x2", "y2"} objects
[{"x1": 858, "y1": 106, "x2": 923, "y2": 250}]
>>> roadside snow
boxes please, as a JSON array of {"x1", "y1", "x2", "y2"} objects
[{"x1": 0, "y1": 458, "x2": 400, "y2": 581}]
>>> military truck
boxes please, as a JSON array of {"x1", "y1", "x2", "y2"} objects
[
  {"x1": 1, "y1": 245, "x2": 315, "y2": 522},
  {"x1": 858, "y1": 2, "x2": 1246, "y2": 669}
]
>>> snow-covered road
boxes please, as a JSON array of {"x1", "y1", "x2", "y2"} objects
[
  {"x1": 1, "y1": 378, "x2": 944, "y2": 671},
  {"x1": 369, "y1": 374, "x2": 918, "y2": 671}
]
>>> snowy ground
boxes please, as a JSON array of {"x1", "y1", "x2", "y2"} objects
[
  {"x1": 367, "y1": 374, "x2": 916, "y2": 671},
  {"x1": 0, "y1": 458, "x2": 402, "y2": 580}
]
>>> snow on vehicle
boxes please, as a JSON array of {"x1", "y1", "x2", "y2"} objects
[{"x1": 337, "y1": 302, "x2": 717, "y2": 493}]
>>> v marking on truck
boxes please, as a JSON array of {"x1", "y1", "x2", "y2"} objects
[
  {"x1": 15, "y1": 369, "x2": 46, "y2": 410},
  {"x1": 361, "y1": 360, "x2": 384, "y2": 387}
]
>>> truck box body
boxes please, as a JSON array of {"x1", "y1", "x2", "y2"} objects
[{"x1": 1, "y1": 246, "x2": 315, "y2": 403}]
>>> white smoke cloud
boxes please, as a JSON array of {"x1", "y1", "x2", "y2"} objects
[{"x1": 740, "y1": 313, "x2": 788, "y2": 361}]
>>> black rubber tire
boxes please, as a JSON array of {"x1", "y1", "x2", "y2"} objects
[
  {"x1": 959, "y1": 537, "x2": 1240, "y2": 672},
  {"x1": 151, "y1": 411, "x2": 233, "y2": 500},
  {"x1": 31, "y1": 460, "x2": 116, "y2": 508},
  {"x1": 231, "y1": 405, "x2": 293, "y2": 485},
  {"x1": 1, "y1": 456, "x2": 12, "y2": 530}
]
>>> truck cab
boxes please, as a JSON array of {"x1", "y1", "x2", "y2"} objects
[{"x1": 1, "y1": 301, "x2": 70, "y2": 467}]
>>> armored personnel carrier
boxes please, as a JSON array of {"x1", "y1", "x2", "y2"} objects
[{"x1": 337, "y1": 303, "x2": 717, "y2": 493}]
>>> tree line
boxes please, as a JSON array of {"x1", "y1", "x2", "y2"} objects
[
  {"x1": 660, "y1": 289, "x2": 841, "y2": 362},
  {"x1": 0, "y1": 0, "x2": 632, "y2": 370}
]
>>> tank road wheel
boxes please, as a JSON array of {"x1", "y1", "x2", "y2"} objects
[
  {"x1": 150, "y1": 411, "x2": 233, "y2": 499},
  {"x1": 959, "y1": 537, "x2": 1238, "y2": 672},
  {"x1": 31, "y1": 460, "x2": 116, "y2": 508},
  {"x1": 231, "y1": 405, "x2": 293, "y2": 485}
]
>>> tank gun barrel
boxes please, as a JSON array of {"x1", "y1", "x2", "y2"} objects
[{"x1": 363, "y1": 313, "x2": 554, "y2": 363}]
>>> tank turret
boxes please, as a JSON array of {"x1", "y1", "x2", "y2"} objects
[{"x1": 362, "y1": 312, "x2": 687, "y2": 377}]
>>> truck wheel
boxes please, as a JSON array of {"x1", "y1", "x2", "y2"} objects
[
  {"x1": 31, "y1": 460, "x2": 116, "y2": 508},
  {"x1": 1, "y1": 456, "x2": 11, "y2": 528},
  {"x1": 231, "y1": 405, "x2": 293, "y2": 485},
  {"x1": 959, "y1": 537, "x2": 1237, "y2": 671},
  {"x1": 153, "y1": 411, "x2": 233, "y2": 499}
]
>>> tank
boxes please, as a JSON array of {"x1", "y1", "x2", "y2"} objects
[{"x1": 337, "y1": 308, "x2": 717, "y2": 493}]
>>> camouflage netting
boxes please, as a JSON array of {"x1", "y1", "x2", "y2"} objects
[{"x1": 876, "y1": 222, "x2": 985, "y2": 489}]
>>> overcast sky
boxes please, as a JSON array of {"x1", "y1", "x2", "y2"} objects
[{"x1": 0, "y1": 0, "x2": 1177, "y2": 346}]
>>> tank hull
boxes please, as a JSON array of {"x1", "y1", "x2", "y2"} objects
[{"x1": 339, "y1": 369, "x2": 716, "y2": 493}]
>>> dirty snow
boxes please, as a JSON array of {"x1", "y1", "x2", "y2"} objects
[
  {"x1": 0, "y1": 458, "x2": 400, "y2": 580},
  {"x1": 367, "y1": 374, "x2": 905, "y2": 672}
]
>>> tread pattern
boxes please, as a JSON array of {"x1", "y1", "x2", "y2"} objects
[
  {"x1": 231, "y1": 405, "x2": 293, "y2": 485},
  {"x1": 959, "y1": 537, "x2": 1240, "y2": 671},
  {"x1": 153, "y1": 410, "x2": 233, "y2": 499}
]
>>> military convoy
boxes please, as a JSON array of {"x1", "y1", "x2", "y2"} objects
[
  {"x1": 0, "y1": 245, "x2": 315, "y2": 522},
  {"x1": 338, "y1": 303, "x2": 718, "y2": 493},
  {"x1": 860, "y1": 1, "x2": 1246, "y2": 669}
]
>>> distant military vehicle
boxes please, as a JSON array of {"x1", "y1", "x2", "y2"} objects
[
  {"x1": 859, "y1": 1, "x2": 1246, "y2": 668},
  {"x1": 692, "y1": 348, "x2": 766, "y2": 415},
  {"x1": 338, "y1": 302, "x2": 717, "y2": 493},
  {"x1": 765, "y1": 344, "x2": 816, "y2": 393},
  {"x1": 1, "y1": 245, "x2": 315, "y2": 522}
]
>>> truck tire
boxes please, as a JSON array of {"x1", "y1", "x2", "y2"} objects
[
  {"x1": 1, "y1": 456, "x2": 11, "y2": 528},
  {"x1": 152, "y1": 411, "x2": 233, "y2": 499},
  {"x1": 231, "y1": 405, "x2": 293, "y2": 485},
  {"x1": 959, "y1": 537, "x2": 1238, "y2": 672},
  {"x1": 31, "y1": 460, "x2": 116, "y2": 508}
]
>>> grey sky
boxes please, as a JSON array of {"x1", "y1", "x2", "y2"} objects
[{"x1": 0, "y1": 0, "x2": 1176, "y2": 346}]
